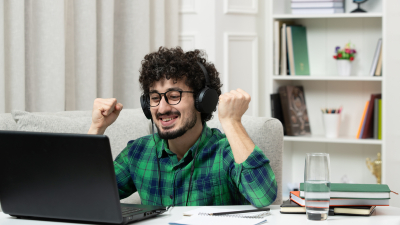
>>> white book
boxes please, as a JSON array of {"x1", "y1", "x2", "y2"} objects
[
  {"x1": 291, "y1": 0, "x2": 343, "y2": 1},
  {"x1": 273, "y1": 21, "x2": 283, "y2": 75},
  {"x1": 280, "y1": 23, "x2": 287, "y2": 76},
  {"x1": 292, "y1": 7, "x2": 344, "y2": 14},
  {"x1": 370, "y1": 39, "x2": 382, "y2": 76},
  {"x1": 292, "y1": 2, "x2": 343, "y2": 8}
]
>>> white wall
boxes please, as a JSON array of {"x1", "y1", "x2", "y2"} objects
[{"x1": 179, "y1": 0, "x2": 262, "y2": 117}]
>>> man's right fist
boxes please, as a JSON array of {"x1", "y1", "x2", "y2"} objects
[{"x1": 88, "y1": 98, "x2": 123, "y2": 135}]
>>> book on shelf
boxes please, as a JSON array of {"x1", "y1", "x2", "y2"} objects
[
  {"x1": 291, "y1": 0, "x2": 344, "y2": 1},
  {"x1": 270, "y1": 93, "x2": 287, "y2": 135},
  {"x1": 357, "y1": 101, "x2": 369, "y2": 139},
  {"x1": 286, "y1": 25, "x2": 310, "y2": 75},
  {"x1": 291, "y1": 1, "x2": 344, "y2": 9},
  {"x1": 273, "y1": 20, "x2": 283, "y2": 75},
  {"x1": 375, "y1": 46, "x2": 383, "y2": 76},
  {"x1": 378, "y1": 99, "x2": 382, "y2": 140},
  {"x1": 373, "y1": 98, "x2": 379, "y2": 139},
  {"x1": 361, "y1": 94, "x2": 382, "y2": 139},
  {"x1": 292, "y1": 8, "x2": 344, "y2": 14},
  {"x1": 370, "y1": 39, "x2": 382, "y2": 76},
  {"x1": 290, "y1": 191, "x2": 389, "y2": 207},
  {"x1": 278, "y1": 86, "x2": 311, "y2": 136},
  {"x1": 280, "y1": 23, "x2": 288, "y2": 75},
  {"x1": 299, "y1": 183, "x2": 391, "y2": 199},
  {"x1": 280, "y1": 199, "x2": 377, "y2": 216}
]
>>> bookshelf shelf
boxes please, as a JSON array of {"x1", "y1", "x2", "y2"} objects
[
  {"x1": 283, "y1": 135, "x2": 382, "y2": 145},
  {"x1": 273, "y1": 13, "x2": 383, "y2": 19},
  {"x1": 272, "y1": 76, "x2": 382, "y2": 81}
]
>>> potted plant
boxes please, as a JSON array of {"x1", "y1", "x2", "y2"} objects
[{"x1": 333, "y1": 43, "x2": 356, "y2": 76}]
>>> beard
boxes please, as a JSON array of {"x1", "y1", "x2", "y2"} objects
[{"x1": 155, "y1": 109, "x2": 198, "y2": 140}]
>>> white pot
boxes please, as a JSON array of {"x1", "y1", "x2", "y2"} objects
[{"x1": 336, "y1": 60, "x2": 352, "y2": 76}]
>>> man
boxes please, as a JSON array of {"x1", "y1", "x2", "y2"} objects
[{"x1": 88, "y1": 47, "x2": 277, "y2": 207}]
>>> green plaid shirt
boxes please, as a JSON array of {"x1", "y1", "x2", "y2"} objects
[{"x1": 113, "y1": 124, "x2": 277, "y2": 207}]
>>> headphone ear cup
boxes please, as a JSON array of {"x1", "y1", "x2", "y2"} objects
[
  {"x1": 140, "y1": 95, "x2": 152, "y2": 120},
  {"x1": 195, "y1": 87, "x2": 219, "y2": 113},
  {"x1": 194, "y1": 91, "x2": 202, "y2": 112}
]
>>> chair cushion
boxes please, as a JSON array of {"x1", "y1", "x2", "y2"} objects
[
  {"x1": 0, "y1": 113, "x2": 18, "y2": 130},
  {"x1": 11, "y1": 109, "x2": 151, "y2": 160}
]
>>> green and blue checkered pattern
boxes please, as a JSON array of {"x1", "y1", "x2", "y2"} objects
[{"x1": 114, "y1": 124, "x2": 277, "y2": 208}]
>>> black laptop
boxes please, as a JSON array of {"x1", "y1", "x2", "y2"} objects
[{"x1": 0, "y1": 130, "x2": 166, "y2": 224}]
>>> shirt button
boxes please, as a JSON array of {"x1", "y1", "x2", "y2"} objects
[{"x1": 170, "y1": 195, "x2": 173, "y2": 199}]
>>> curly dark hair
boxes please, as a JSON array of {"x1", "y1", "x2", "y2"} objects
[{"x1": 139, "y1": 46, "x2": 222, "y2": 123}]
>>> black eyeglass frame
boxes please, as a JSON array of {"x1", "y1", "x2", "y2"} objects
[{"x1": 147, "y1": 90, "x2": 194, "y2": 107}]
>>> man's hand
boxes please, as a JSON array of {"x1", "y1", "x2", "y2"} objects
[
  {"x1": 218, "y1": 88, "x2": 251, "y2": 123},
  {"x1": 218, "y1": 89, "x2": 254, "y2": 164},
  {"x1": 88, "y1": 98, "x2": 123, "y2": 135}
]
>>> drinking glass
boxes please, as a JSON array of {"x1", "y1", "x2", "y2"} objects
[{"x1": 304, "y1": 153, "x2": 331, "y2": 221}]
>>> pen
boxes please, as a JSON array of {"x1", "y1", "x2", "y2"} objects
[{"x1": 209, "y1": 208, "x2": 270, "y2": 216}]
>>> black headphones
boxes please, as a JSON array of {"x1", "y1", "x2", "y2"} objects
[{"x1": 140, "y1": 61, "x2": 219, "y2": 120}]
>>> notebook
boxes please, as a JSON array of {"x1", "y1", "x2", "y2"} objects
[
  {"x1": 280, "y1": 199, "x2": 376, "y2": 216},
  {"x1": 290, "y1": 191, "x2": 389, "y2": 206},
  {"x1": 299, "y1": 183, "x2": 390, "y2": 199},
  {"x1": 170, "y1": 207, "x2": 268, "y2": 225}
]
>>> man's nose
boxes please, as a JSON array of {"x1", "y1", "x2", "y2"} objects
[{"x1": 157, "y1": 95, "x2": 172, "y2": 113}]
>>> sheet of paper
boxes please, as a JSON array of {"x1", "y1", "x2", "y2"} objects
[
  {"x1": 183, "y1": 207, "x2": 268, "y2": 217},
  {"x1": 170, "y1": 214, "x2": 267, "y2": 225}
]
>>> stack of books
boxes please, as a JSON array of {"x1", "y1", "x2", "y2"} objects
[
  {"x1": 281, "y1": 183, "x2": 391, "y2": 216},
  {"x1": 357, "y1": 93, "x2": 382, "y2": 139},
  {"x1": 291, "y1": 0, "x2": 345, "y2": 15},
  {"x1": 273, "y1": 22, "x2": 310, "y2": 76}
]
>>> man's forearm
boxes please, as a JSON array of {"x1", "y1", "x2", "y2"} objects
[{"x1": 221, "y1": 120, "x2": 255, "y2": 164}]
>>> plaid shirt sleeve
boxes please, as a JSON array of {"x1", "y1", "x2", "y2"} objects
[
  {"x1": 225, "y1": 141, "x2": 278, "y2": 208},
  {"x1": 114, "y1": 140, "x2": 137, "y2": 199}
]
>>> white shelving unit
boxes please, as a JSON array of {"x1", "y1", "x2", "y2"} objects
[{"x1": 267, "y1": 0, "x2": 384, "y2": 197}]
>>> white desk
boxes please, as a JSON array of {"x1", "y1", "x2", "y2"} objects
[{"x1": 1, "y1": 205, "x2": 400, "y2": 225}]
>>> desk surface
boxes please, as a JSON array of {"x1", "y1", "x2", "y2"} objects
[{"x1": 1, "y1": 205, "x2": 400, "y2": 225}]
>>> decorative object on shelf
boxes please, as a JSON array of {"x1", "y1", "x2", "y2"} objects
[
  {"x1": 366, "y1": 152, "x2": 381, "y2": 184},
  {"x1": 278, "y1": 85, "x2": 311, "y2": 136},
  {"x1": 351, "y1": 0, "x2": 368, "y2": 13},
  {"x1": 321, "y1": 107, "x2": 342, "y2": 138},
  {"x1": 333, "y1": 43, "x2": 356, "y2": 76}
]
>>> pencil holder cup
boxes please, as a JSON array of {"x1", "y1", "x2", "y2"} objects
[{"x1": 323, "y1": 114, "x2": 341, "y2": 138}]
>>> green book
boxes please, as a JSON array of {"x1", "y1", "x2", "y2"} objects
[
  {"x1": 289, "y1": 26, "x2": 310, "y2": 75},
  {"x1": 378, "y1": 99, "x2": 382, "y2": 140},
  {"x1": 300, "y1": 183, "x2": 390, "y2": 199}
]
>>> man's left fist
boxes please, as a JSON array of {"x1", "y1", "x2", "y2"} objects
[{"x1": 218, "y1": 88, "x2": 251, "y2": 123}]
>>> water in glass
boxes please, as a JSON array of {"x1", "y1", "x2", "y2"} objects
[{"x1": 305, "y1": 180, "x2": 330, "y2": 220}]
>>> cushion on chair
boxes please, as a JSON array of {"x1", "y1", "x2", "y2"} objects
[
  {"x1": 0, "y1": 113, "x2": 18, "y2": 130},
  {"x1": 207, "y1": 114, "x2": 283, "y2": 205},
  {"x1": 11, "y1": 109, "x2": 151, "y2": 160}
]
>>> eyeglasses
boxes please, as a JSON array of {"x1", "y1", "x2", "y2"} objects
[{"x1": 148, "y1": 90, "x2": 194, "y2": 107}]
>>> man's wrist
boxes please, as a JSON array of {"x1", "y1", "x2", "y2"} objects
[
  {"x1": 88, "y1": 125, "x2": 107, "y2": 135},
  {"x1": 220, "y1": 118, "x2": 241, "y2": 130}
]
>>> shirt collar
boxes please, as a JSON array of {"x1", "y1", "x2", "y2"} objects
[{"x1": 156, "y1": 123, "x2": 211, "y2": 159}]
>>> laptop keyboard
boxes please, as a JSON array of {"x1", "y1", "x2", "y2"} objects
[{"x1": 121, "y1": 207, "x2": 143, "y2": 216}]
